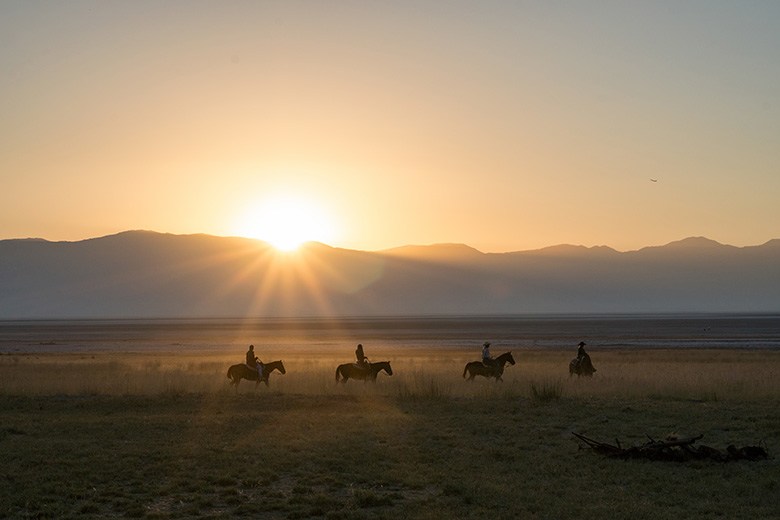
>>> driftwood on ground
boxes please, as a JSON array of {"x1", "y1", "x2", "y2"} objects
[{"x1": 572, "y1": 432, "x2": 769, "y2": 462}]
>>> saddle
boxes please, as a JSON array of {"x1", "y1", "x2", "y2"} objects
[{"x1": 245, "y1": 363, "x2": 264, "y2": 376}]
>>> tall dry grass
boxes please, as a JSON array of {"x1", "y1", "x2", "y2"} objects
[{"x1": 2, "y1": 348, "x2": 779, "y2": 402}]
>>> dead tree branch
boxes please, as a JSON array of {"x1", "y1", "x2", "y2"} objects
[{"x1": 573, "y1": 432, "x2": 768, "y2": 462}]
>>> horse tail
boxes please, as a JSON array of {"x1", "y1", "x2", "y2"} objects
[
  {"x1": 226, "y1": 366, "x2": 233, "y2": 379},
  {"x1": 462, "y1": 364, "x2": 469, "y2": 378},
  {"x1": 335, "y1": 366, "x2": 341, "y2": 382}
]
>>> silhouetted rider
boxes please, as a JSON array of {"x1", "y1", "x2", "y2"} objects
[
  {"x1": 355, "y1": 343, "x2": 369, "y2": 368},
  {"x1": 576, "y1": 341, "x2": 596, "y2": 374},
  {"x1": 246, "y1": 344, "x2": 263, "y2": 379},
  {"x1": 482, "y1": 341, "x2": 495, "y2": 367}
]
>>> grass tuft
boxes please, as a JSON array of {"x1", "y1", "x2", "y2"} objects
[
  {"x1": 396, "y1": 373, "x2": 451, "y2": 400},
  {"x1": 530, "y1": 379, "x2": 563, "y2": 403}
]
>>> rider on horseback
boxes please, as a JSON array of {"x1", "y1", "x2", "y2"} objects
[
  {"x1": 574, "y1": 341, "x2": 596, "y2": 375},
  {"x1": 246, "y1": 344, "x2": 264, "y2": 379},
  {"x1": 355, "y1": 343, "x2": 369, "y2": 369},
  {"x1": 482, "y1": 341, "x2": 495, "y2": 368}
]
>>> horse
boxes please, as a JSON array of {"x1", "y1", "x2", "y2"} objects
[
  {"x1": 335, "y1": 361, "x2": 393, "y2": 383},
  {"x1": 227, "y1": 360, "x2": 286, "y2": 390},
  {"x1": 569, "y1": 353, "x2": 596, "y2": 377},
  {"x1": 462, "y1": 351, "x2": 515, "y2": 382}
]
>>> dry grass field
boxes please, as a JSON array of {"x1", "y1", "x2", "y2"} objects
[
  {"x1": 2, "y1": 347, "x2": 779, "y2": 519},
  {"x1": 2, "y1": 347, "x2": 779, "y2": 401}
]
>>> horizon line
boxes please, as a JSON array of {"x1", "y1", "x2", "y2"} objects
[{"x1": 1, "y1": 229, "x2": 778, "y2": 255}]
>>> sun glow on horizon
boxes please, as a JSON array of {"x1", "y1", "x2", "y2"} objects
[{"x1": 232, "y1": 194, "x2": 338, "y2": 251}]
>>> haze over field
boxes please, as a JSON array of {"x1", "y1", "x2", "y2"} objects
[
  {"x1": 2, "y1": 231, "x2": 778, "y2": 318},
  {"x1": 2, "y1": 2, "x2": 779, "y2": 254}
]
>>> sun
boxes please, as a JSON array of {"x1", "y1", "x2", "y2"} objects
[{"x1": 233, "y1": 194, "x2": 337, "y2": 251}]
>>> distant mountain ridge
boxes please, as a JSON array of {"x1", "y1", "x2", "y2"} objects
[{"x1": 1, "y1": 231, "x2": 779, "y2": 318}]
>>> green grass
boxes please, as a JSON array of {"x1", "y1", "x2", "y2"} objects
[
  {"x1": 1, "y1": 392, "x2": 778, "y2": 519},
  {"x1": 2, "y1": 348, "x2": 779, "y2": 518}
]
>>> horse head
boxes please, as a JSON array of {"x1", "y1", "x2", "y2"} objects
[
  {"x1": 498, "y1": 351, "x2": 515, "y2": 366},
  {"x1": 277, "y1": 360, "x2": 286, "y2": 374},
  {"x1": 376, "y1": 361, "x2": 393, "y2": 376}
]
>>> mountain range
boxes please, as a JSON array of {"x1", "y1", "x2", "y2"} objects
[{"x1": 1, "y1": 231, "x2": 779, "y2": 318}]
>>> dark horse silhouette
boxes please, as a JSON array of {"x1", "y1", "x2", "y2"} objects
[
  {"x1": 463, "y1": 351, "x2": 515, "y2": 382},
  {"x1": 335, "y1": 361, "x2": 393, "y2": 383},
  {"x1": 569, "y1": 353, "x2": 596, "y2": 377},
  {"x1": 227, "y1": 360, "x2": 286, "y2": 390}
]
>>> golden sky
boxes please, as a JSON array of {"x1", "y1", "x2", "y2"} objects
[{"x1": 1, "y1": 1, "x2": 779, "y2": 252}]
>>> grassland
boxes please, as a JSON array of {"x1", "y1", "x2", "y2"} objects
[{"x1": 1, "y1": 348, "x2": 779, "y2": 519}]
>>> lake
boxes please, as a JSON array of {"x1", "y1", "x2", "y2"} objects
[{"x1": 1, "y1": 313, "x2": 779, "y2": 354}]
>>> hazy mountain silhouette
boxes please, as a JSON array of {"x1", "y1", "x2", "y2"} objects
[{"x1": 1, "y1": 231, "x2": 779, "y2": 318}]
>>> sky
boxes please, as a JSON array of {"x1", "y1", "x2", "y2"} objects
[{"x1": 1, "y1": 1, "x2": 779, "y2": 253}]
